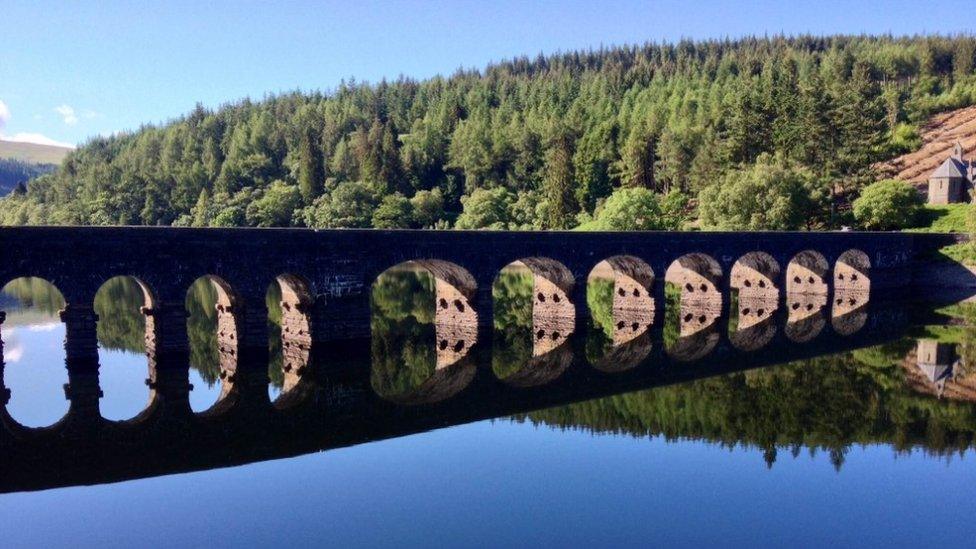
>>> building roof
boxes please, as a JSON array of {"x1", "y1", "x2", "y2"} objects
[{"x1": 931, "y1": 156, "x2": 970, "y2": 179}]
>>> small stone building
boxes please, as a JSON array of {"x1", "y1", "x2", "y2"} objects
[
  {"x1": 916, "y1": 339, "x2": 957, "y2": 396},
  {"x1": 927, "y1": 142, "x2": 973, "y2": 204}
]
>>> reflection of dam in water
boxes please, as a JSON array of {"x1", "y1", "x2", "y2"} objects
[{"x1": 5, "y1": 282, "x2": 963, "y2": 493}]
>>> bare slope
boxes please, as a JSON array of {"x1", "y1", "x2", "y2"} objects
[
  {"x1": 876, "y1": 106, "x2": 976, "y2": 183},
  {"x1": 0, "y1": 140, "x2": 72, "y2": 165}
]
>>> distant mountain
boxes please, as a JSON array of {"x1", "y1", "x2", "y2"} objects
[
  {"x1": 875, "y1": 105, "x2": 976, "y2": 185},
  {"x1": 0, "y1": 140, "x2": 70, "y2": 196},
  {"x1": 0, "y1": 139, "x2": 72, "y2": 164}
]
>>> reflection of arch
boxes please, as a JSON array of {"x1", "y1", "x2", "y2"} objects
[
  {"x1": 589, "y1": 333, "x2": 653, "y2": 373},
  {"x1": 785, "y1": 293, "x2": 827, "y2": 343},
  {"x1": 93, "y1": 276, "x2": 157, "y2": 422},
  {"x1": 588, "y1": 256, "x2": 654, "y2": 345},
  {"x1": 435, "y1": 322, "x2": 478, "y2": 370},
  {"x1": 497, "y1": 338, "x2": 574, "y2": 388},
  {"x1": 730, "y1": 295, "x2": 778, "y2": 351},
  {"x1": 730, "y1": 252, "x2": 779, "y2": 350},
  {"x1": 0, "y1": 277, "x2": 69, "y2": 429},
  {"x1": 385, "y1": 360, "x2": 477, "y2": 406},
  {"x1": 273, "y1": 274, "x2": 314, "y2": 408},
  {"x1": 786, "y1": 250, "x2": 829, "y2": 296},
  {"x1": 668, "y1": 321, "x2": 720, "y2": 362},
  {"x1": 831, "y1": 289, "x2": 868, "y2": 336},
  {"x1": 188, "y1": 275, "x2": 242, "y2": 415},
  {"x1": 785, "y1": 250, "x2": 827, "y2": 343},
  {"x1": 665, "y1": 254, "x2": 722, "y2": 360},
  {"x1": 835, "y1": 249, "x2": 871, "y2": 293},
  {"x1": 370, "y1": 262, "x2": 478, "y2": 405}
]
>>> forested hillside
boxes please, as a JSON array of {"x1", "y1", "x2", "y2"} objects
[
  {"x1": 4, "y1": 35, "x2": 976, "y2": 229},
  {"x1": 0, "y1": 158, "x2": 56, "y2": 196}
]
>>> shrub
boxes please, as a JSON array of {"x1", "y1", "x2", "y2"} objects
[{"x1": 852, "y1": 179, "x2": 923, "y2": 230}]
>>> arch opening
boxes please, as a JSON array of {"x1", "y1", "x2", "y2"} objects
[
  {"x1": 185, "y1": 276, "x2": 241, "y2": 413},
  {"x1": 787, "y1": 250, "x2": 829, "y2": 296},
  {"x1": 93, "y1": 276, "x2": 156, "y2": 421},
  {"x1": 267, "y1": 274, "x2": 315, "y2": 407},
  {"x1": 729, "y1": 252, "x2": 779, "y2": 351},
  {"x1": 0, "y1": 277, "x2": 69, "y2": 428},
  {"x1": 785, "y1": 250, "x2": 828, "y2": 342},
  {"x1": 664, "y1": 254, "x2": 722, "y2": 361},
  {"x1": 832, "y1": 249, "x2": 871, "y2": 337},
  {"x1": 371, "y1": 261, "x2": 478, "y2": 404},
  {"x1": 835, "y1": 249, "x2": 871, "y2": 293},
  {"x1": 585, "y1": 256, "x2": 654, "y2": 372},
  {"x1": 492, "y1": 258, "x2": 575, "y2": 386}
]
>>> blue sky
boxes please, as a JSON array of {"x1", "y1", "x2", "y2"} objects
[{"x1": 1, "y1": 0, "x2": 973, "y2": 148}]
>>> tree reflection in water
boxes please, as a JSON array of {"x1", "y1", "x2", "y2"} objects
[
  {"x1": 520, "y1": 311, "x2": 976, "y2": 470},
  {"x1": 12, "y1": 270, "x2": 976, "y2": 474}
]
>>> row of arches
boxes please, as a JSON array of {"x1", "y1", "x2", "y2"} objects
[
  {"x1": 0, "y1": 248, "x2": 871, "y2": 425},
  {"x1": 0, "y1": 274, "x2": 320, "y2": 427},
  {"x1": 370, "y1": 249, "x2": 870, "y2": 400}
]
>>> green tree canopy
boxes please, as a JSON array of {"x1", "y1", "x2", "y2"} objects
[
  {"x1": 372, "y1": 193, "x2": 414, "y2": 228},
  {"x1": 455, "y1": 187, "x2": 514, "y2": 229},
  {"x1": 698, "y1": 155, "x2": 825, "y2": 230},
  {"x1": 852, "y1": 179, "x2": 923, "y2": 230},
  {"x1": 583, "y1": 187, "x2": 665, "y2": 231}
]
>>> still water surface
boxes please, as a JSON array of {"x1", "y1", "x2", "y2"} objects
[{"x1": 1, "y1": 274, "x2": 976, "y2": 547}]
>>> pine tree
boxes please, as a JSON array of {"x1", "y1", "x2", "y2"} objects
[
  {"x1": 297, "y1": 122, "x2": 324, "y2": 203},
  {"x1": 191, "y1": 188, "x2": 211, "y2": 227},
  {"x1": 543, "y1": 125, "x2": 578, "y2": 229}
]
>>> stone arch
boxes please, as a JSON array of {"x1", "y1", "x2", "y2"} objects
[
  {"x1": 785, "y1": 250, "x2": 828, "y2": 343},
  {"x1": 0, "y1": 277, "x2": 69, "y2": 429},
  {"x1": 511, "y1": 257, "x2": 575, "y2": 321},
  {"x1": 270, "y1": 274, "x2": 315, "y2": 409},
  {"x1": 370, "y1": 261, "x2": 478, "y2": 404},
  {"x1": 92, "y1": 276, "x2": 158, "y2": 421},
  {"x1": 731, "y1": 252, "x2": 780, "y2": 297},
  {"x1": 834, "y1": 249, "x2": 871, "y2": 293},
  {"x1": 786, "y1": 250, "x2": 829, "y2": 296},
  {"x1": 375, "y1": 260, "x2": 478, "y2": 326},
  {"x1": 492, "y1": 257, "x2": 575, "y2": 384},
  {"x1": 186, "y1": 275, "x2": 242, "y2": 415},
  {"x1": 665, "y1": 253, "x2": 722, "y2": 298},
  {"x1": 729, "y1": 252, "x2": 780, "y2": 351},
  {"x1": 94, "y1": 275, "x2": 156, "y2": 349},
  {"x1": 587, "y1": 255, "x2": 655, "y2": 346},
  {"x1": 664, "y1": 254, "x2": 722, "y2": 361}
]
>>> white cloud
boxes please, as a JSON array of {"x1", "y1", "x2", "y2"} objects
[
  {"x1": 0, "y1": 99, "x2": 10, "y2": 130},
  {"x1": 0, "y1": 100, "x2": 77, "y2": 148},
  {"x1": 4, "y1": 343, "x2": 23, "y2": 363},
  {"x1": 27, "y1": 322, "x2": 61, "y2": 332},
  {"x1": 1, "y1": 133, "x2": 75, "y2": 149},
  {"x1": 55, "y1": 104, "x2": 78, "y2": 125}
]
